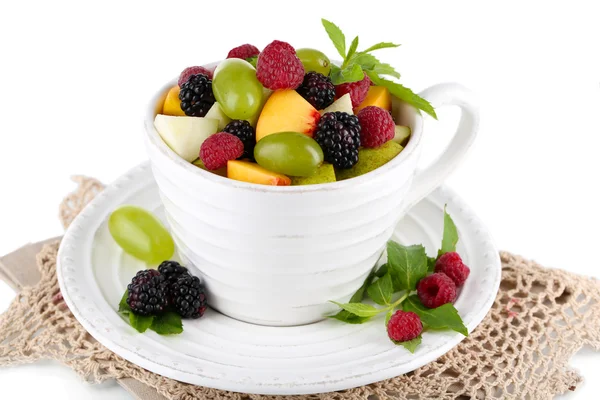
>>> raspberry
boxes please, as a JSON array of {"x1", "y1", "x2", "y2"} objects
[
  {"x1": 296, "y1": 72, "x2": 335, "y2": 109},
  {"x1": 171, "y1": 275, "x2": 207, "y2": 319},
  {"x1": 200, "y1": 132, "x2": 244, "y2": 170},
  {"x1": 387, "y1": 311, "x2": 423, "y2": 342},
  {"x1": 179, "y1": 74, "x2": 215, "y2": 117},
  {"x1": 357, "y1": 106, "x2": 395, "y2": 148},
  {"x1": 158, "y1": 260, "x2": 190, "y2": 284},
  {"x1": 335, "y1": 73, "x2": 371, "y2": 108},
  {"x1": 256, "y1": 40, "x2": 304, "y2": 90},
  {"x1": 227, "y1": 44, "x2": 260, "y2": 60},
  {"x1": 314, "y1": 112, "x2": 361, "y2": 169},
  {"x1": 178, "y1": 66, "x2": 213, "y2": 86},
  {"x1": 417, "y1": 273, "x2": 457, "y2": 308},
  {"x1": 126, "y1": 270, "x2": 169, "y2": 316},
  {"x1": 223, "y1": 120, "x2": 256, "y2": 159},
  {"x1": 435, "y1": 252, "x2": 471, "y2": 287}
]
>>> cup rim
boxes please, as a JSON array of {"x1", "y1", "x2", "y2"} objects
[{"x1": 144, "y1": 65, "x2": 424, "y2": 194}]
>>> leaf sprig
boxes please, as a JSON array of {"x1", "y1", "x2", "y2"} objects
[
  {"x1": 330, "y1": 208, "x2": 467, "y2": 353},
  {"x1": 118, "y1": 290, "x2": 183, "y2": 335},
  {"x1": 321, "y1": 19, "x2": 437, "y2": 119}
]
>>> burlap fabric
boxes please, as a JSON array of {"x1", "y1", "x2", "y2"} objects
[{"x1": 0, "y1": 177, "x2": 599, "y2": 399}]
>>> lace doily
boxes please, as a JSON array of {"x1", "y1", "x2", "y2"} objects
[{"x1": 1, "y1": 177, "x2": 599, "y2": 399}]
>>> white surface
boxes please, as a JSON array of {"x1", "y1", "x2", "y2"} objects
[
  {"x1": 144, "y1": 77, "x2": 477, "y2": 326},
  {"x1": 56, "y1": 163, "x2": 501, "y2": 394},
  {"x1": 0, "y1": 0, "x2": 598, "y2": 398}
]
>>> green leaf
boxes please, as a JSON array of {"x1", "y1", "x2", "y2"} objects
[
  {"x1": 350, "y1": 52, "x2": 379, "y2": 70},
  {"x1": 129, "y1": 313, "x2": 154, "y2": 333},
  {"x1": 385, "y1": 309, "x2": 394, "y2": 326},
  {"x1": 330, "y1": 269, "x2": 376, "y2": 323},
  {"x1": 362, "y1": 42, "x2": 401, "y2": 53},
  {"x1": 331, "y1": 64, "x2": 364, "y2": 85},
  {"x1": 404, "y1": 295, "x2": 468, "y2": 336},
  {"x1": 427, "y1": 256, "x2": 437, "y2": 273},
  {"x1": 246, "y1": 56, "x2": 257, "y2": 68},
  {"x1": 395, "y1": 335, "x2": 422, "y2": 353},
  {"x1": 118, "y1": 290, "x2": 131, "y2": 315},
  {"x1": 331, "y1": 301, "x2": 386, "y2": 318},
  {"x1": 375, "y1": 263, "x2": 388, "y2": 278},
  {"x1": 330, "y1": 311, "x2": 371, "y2": 324},
  {"x1": 365, "y1": 71, "x2": 437, "y2": 119},
  {"x1": 321, "y1": 19, "x2": 346, "y2": 59},
  {"x1": 438, "y1": 206, "x2": 459, "y2": 257},
  {"x1": 372, "y1": 62, "x2": 401, "y2": 79},
  {"x1": 386, "y1": 241, "x2": 428, "y2": 292},
  {"x1": 345, "y1": 36, "x2": 360, "y2": 64},
  {"x1": 150, "y1": 311, "x2": 183, "y2": 335},
  {"x1": 367, "y1": 273, "x2": 393, "y2": 305}
]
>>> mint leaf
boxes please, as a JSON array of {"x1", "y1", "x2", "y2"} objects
[
  {"x1": 365, "y1": 71, "x2": 437, "y2": 119},
  {"x1": 350, "y1": 52, "x2": 379, "y2": 70},
  {"x1": 372, "y1": 63, "x2": 401, "y2": 79},
  {"x1": 387, "y1": 241, "x2": 428, "y2": 292},
  {"x1": 321, "y1": 19, "x2": 346, "y2": 59},
  {"x1": 129, "y1": 313, "x2": 154, "y2": 333},
  {"x1": 345, "y1": 36, "x2": 360, "y2": 65},
  {"x1": 331, "y1": 64, "x2": 364, "y2": 85},
  {"x1": 330, "y1": 269, "x2": 376, "y2": 323},
  {"x1": 362, "y1": 42, "x2": 401, "y2": 53},
  {"x1": 376, "y1": 263, "x2": 388, "y2": 278},
  {"x1": 331, "y1": 301, "x2": 386, "y2": 318},
  {"x1": 246, "y1": 56, "x2": 257, "y2": 68},
  {"x1": 438, "y1": 206, "x2": 459, "y2": 257},
  {"x1": 427, "y1": 256, "x2": 437, "y2": 273},
  {"x1": 404, "y1": 295, "x2": 468, "y2": 336},
  {"x1": 395, "y1": 335, "x2": 422, "y2": 353},
  {"x1": 118, "y1": 290, "x2": 131, "y2": 315},
  {"x1": 150, "y1": 311, "x2": 183, "y2": 335},
  {"x1": 367, "y1": 273, "x2": 393, "y2": 305}
]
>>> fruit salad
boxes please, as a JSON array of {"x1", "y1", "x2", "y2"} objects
[{"x1": 154, "y1": 19, "x2": 435, "y2": 186}]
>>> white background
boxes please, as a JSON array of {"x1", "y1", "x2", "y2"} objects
[{"x1": 0, "y1": 0, "x2": 599, "y2": 398}]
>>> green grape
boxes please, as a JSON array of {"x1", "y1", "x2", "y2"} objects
[
  {"x1": 254, "y1": 132, "x2": 324, "y2": 177},
  {"x1": 296, "y1": 48, "x2": 331, "y2": 76},
  {"x1": 108, "y1": 205, "x2": 174, "y2": 264},
  {"x1": 212, "y1": 59, "x2": 264, "y2": 120}
]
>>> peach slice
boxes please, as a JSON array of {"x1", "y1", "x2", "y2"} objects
[
  {"x1": 256, "y1": 90, "x2": 320, "y2": 141},
  {"x1": 355, "y1": 86, "x2": 392, "y2": 113},
  {"x1": 162, "y1": 85, "x2": 186, "y2": 116},
  {"x1": 227, "y1": 160, "x2": 291, "y2": 186}
]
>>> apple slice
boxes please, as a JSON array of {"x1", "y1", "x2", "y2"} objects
[
  {"x1": 154, "y1": 115, "x2": 218, "y2": 162},
  {"x1": 393, "y1": 125, "x2": 411, "y2": 145},
  {"x1": 205, "y1": 102, "x2": 232, "y2": 131},
  {"x1": 256, "y1": 90, "x2": 320, "y2": 141},
  {"x1": 321, "y1": 93, "x2": 353, "y2": 115}
]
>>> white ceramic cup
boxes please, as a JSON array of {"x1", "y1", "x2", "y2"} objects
[{"x1": 144, "y1": 66, "x2": 479, "y2": 326}]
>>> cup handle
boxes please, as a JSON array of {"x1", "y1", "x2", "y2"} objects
[{"x1": 402, "y1": 83, "x2": 480, "y2": 210}]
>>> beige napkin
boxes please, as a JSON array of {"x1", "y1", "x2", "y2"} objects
[{"x1": 0, "y1": 240, "x2": 166, "y2": 400}]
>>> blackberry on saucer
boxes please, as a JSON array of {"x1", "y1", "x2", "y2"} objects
[
  {"x1": 223, "y1": 120, "x2": 256, "y2": 159},
  {"x1": 171, "y1": 275, "x2": 208, "y2": 319},
  {"x1": 126, "y1": 269, "x2": 169, "y2": 316},
  {"x1": 296, "y1": 72, "x2": 335, "y2": 109},
  {"x1": 157, "y1": 260, "x2": 190, "y2": 284},
  {"x1": 179, "y1": 74, "x2": 215, "y2": 117},
  {"x1": 314, "y1": 111, "x2": 361, "y2": 169}
]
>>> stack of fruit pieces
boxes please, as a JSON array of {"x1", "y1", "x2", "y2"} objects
[{"x1": 154, "y1": 19, "x2": 432, "y2": 186}]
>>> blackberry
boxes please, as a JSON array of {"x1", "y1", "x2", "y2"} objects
[
  {"x1": 126, "y1": 270, "x2": 169, "y2": 316},
  {"x1": 223, "y1": 120, "x2": 255, "y2": 159},
  {"x1": 157, "y1": 260, "x2": 190, "y2": 284},
  {"x1": 296, "y1": 72, "x2": 335, "y2": 109},
  {"x1": 314, "y1": 112, "x2": 361, "y2": 169},
  {"x1": 171, "y1": 275, "x2": 207, "y2": 319},
  {"x1": 179, "y1": 74, "x2": 215, "y2": 117}
]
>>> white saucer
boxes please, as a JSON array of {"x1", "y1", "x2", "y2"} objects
[{"x1": 57, "y1": 162, "x2": 501, "y2": 395}]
